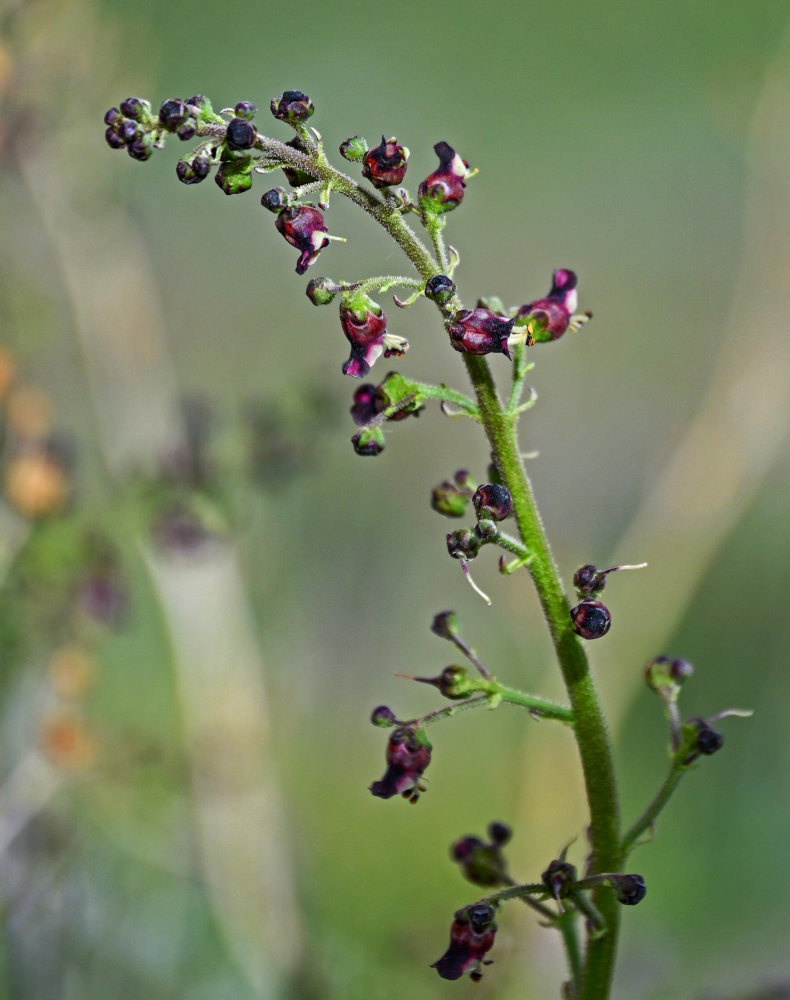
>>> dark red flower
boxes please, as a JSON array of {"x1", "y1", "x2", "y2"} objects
[
  {"x1": 448, "y1": 307, "x2": 514, "y2": 357},
  {"x1": 515, "y1": 268, "x2": 582, "y2": 343},
  {"x1": 370, "y1": 725, "x2": 432, "y2": 802},
  {"x1": 275, "y1": 205, "x2": 330, "y2": 275},
  {"x1": 362, "y1": 135, "x2": 409, "y2": 189},
  {"x1": 339, "y1": 293, "x2": 408, "y2": 378},
  {"x1": 432, "y1": 905, "x2": 498, "y2": 981},
  {"x1": 418, "y1": 141, "x2": 472, "y2": 214}
]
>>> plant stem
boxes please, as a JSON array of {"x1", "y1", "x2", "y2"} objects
[{"x1": 621, "y1": 761, "x2": 685, "y2": 858}]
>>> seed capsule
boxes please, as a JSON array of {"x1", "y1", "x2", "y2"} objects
[{"x1": 570, "y1": 599, "x2": 611, "y2": 639}]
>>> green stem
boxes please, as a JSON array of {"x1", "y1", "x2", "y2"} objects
[
  {"x1": 461, "y1": 353, "x2": 622, "y2": 1000},
  {"x1": 621, "y1": 761, "x2": 685, "y2": 858},
  {"x1": 558, "y1": 908, "x2": 584, "y2": 992},
  {"x1": 480, "y1": 680, "x2": 574, "y2": 724}
]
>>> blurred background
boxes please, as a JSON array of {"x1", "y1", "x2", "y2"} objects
[{"x1": 1, "y1": 0, "x2": 790, "y2": 997}]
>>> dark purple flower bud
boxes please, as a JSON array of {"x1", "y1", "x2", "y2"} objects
[
  {"x1": 159, "y1": 98, "x2": 189, "y2": 130},
  {"x1": 118, "y1": 118, "x2": 140, "y2": 143},
  {"x1": 448, "y1": 307, "x2": 514, "y2": 357},
  {"x1": 192, "y1": 151, "x2": 212, "y2": 179},
  {"x1": 176, "y1": 120, "x2": 196, "y2": 141},
  {"x1": 610, "y1": 874, "x2": 646, "y2": 906},
  {"x1": 430, "y1": 610, "x2": 459, "y2": 639},
  {"x1": 362, "y1": 135, "x2": 409, "y2": 189},
  {"x1": 370, "y1": 725, "x2": 432, "y2": 802},
  {"x1": 350, "y1": 383, "x2": 386, "y2": 425},
  {"x1": 446, "y1": 528, "x2": 481, "y2": 560},
  {"x1": 271, "y1": 90, "x2": 314, "y2": 123},
  {"x1": 281, "y1": 136, "x2": 314, "y2": 187},
  {"x1": 542, "y1": 858, "x2": 577, "y2": 900},
  {"x1": 104, "y1": 107, "x2": 121, "y2": 126},
  {"x1": 431, "y1": 478, "x2": 471, "y2": 518},
  {"x1": 176, "y1": 160, "x2": 197, "y2": 184},
  {"x1": 260, "y1": 187, "x2": 288, "y2": 213},
  {"x1": 275, "y1": 205, "x2": 329, "y2": 275},
  {"x1": 474, "y1": 519, "x2": 499, "y2": 543},
  {"x1": 451, "y1": 830, "x2": 509, "y2": 886},
  {"x1": 687, "y1": 718, "x2": 724, "y2": 759},
  {"x1": 226, "y1": 117, "x2": 257, "y2": 151},
  {"x1": 127, "y1": 135, "x2": 154, "y2": 162},
  {"x1": 473, "y1": 483, "x2": 513, "y2": 522},
  {"x1": 185, "y1": 95, "x2": 211, "y2": 115},
  {"x1": 570, "y1": 599, "x2": 611, "y2": 639},
  {"x1": 339, "y1": 135, "x2": 368, "y2": 162},
  {"x1": 120, "y1": 97, "x2": 150, "y2": 121},
  {"x1": 234, "y1": 100, "x2": 257, "y2": 120},
  {"x1": 418, "y1": 141, "x2": 472, "y2": 215},
  {"x1": 645, "y1": 655, "x2": 693, "y2": 701},
  {"x1": 515, "y1": 268, "x2": 580, "y2": 343},
  {"x1": 488, "y1": 821, "x2": 511, "y2": 846},
  {"x1": 105, "y1": 127, "x2": 126, "y2": 150},
  {"x1": 573, "y1": 563, "x2": 605, "y2": 596},
  {"x1": 432, "y1": 905, "x2": 497, "y2": 981},
  {"x1": 351, "y1": 425, "x2": 385, "y2": 456},
  {"x1": 370, "y1": 704, "x2": 397, "y2": 728},
  {"x1": 339, "y1": 293, "x2": 407, "y2": 378},
  {"x1": 425, "y1": 274, "x2": 456, "y2": 306}
]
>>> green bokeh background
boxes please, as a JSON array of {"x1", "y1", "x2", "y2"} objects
[{"x1": 2, "y1": 0, "x2": 790, "y2": 997}]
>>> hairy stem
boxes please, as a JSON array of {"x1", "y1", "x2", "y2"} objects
[{"x1": 621, "y1": 761, "x2": 685, "y2": 858}]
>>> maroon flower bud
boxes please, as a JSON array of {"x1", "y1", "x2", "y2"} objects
[
  {"x1": 120, "y1": 97, "x2": 150, "y2": 121},
  {"x1": 451, "y1": 831, "x2": 508, "y2": 887},
  {"x1": 105, "y1": 127, "x2": 126, "y2": 150},
  {"x1": 609, "y1": 873, "x2": 647, "y2": 906},
  {"x1": 176, "y1": 120, "x2": 196, "y2": 141},
  {"x1": 362, "y1": 135, "x2": 409, "y2": 189},
  {"x1": 425, "y1": 274, "x2": 456, "y2": 306},
  {"x1": 473, "y1": 483, "x2": 513, "y2": 522},
  {"x1": 570, "y1": 599, "x2": 611, "y2": 639},
  {"x1": 350, "y1": 383, "x2": 386, "y2": 425},
  {"x1": 448, "y1": 307, "x2": 514, "y2": 357},
  {"x1": 431, "y1": 477, "x2": 471, "y2": 518},
  {"x1": 185, "y1": 94, "x2": 211, "y2": 115},
  {"x1": 339, "y1": 135, "x2": 368, "y2": 162},
  {"x1": 176, "y1": 160, "x2": 197, "y2": 184},
  {"x1": 515, "y1": 268, "x2": 580, "y2": 343},
  {"x1": 430, "y1": 610, "x2": 459, "y2": 640},
  {"x1": 275, "y1": 205, "x2": 329, "y2": 275},
  {"x1": 270, "y1": 90, "x2": 314, "y2": 123},
  {"x1": 573, "y1": 563, "x2": 605, "y2": 595},
  {"x1": 192, "y1": 152, "x2": 212, "y2": 180},
  {"x1": 104, "y1": 107, "x2": 121, "y2": 126},
  {"x1": 351, "y1": 425, "x2": 385, "y2": 456},
  {"x1": 488, "y1": 821, "x2": 511, "y2": 846},
  {"x1": 685, "y1": 717, "x2": 724, "y2": 762},
  {"x1": 370, "y1": 704, "x2": 397, "y2": 728},
  {"x1": 127, "y1": 135, "x2": 154, "y2": 162},
  {"x1": 339, "y1": 293, "x2": 408, "y2": 378},
  {"x1": 225, "y1": 117, "x2": 257, "y2": 151},
  {"x1": 419, "y1": 141, "x2": 472, "y2": 215},
  {"x1": 370, "y1": 725, "x2": 432, "y2": 802},
  {"x1": 432, "y1": 905, "x2": 498, "y2": 981},
  {"x1": 118, "y1": 118, "x2": 140, "y2": 143},
  {"x1": 446, "y1": 528, "x2": 481, "y2": 560},
  {"x1": 234, "y1": 100, "x2": 257, "y2": 120},
  {"x1": 542, "y1": 858, "x2": 578, "y2": 900},
  {"x1": 260, "y1": 187, "x2": 288, "y2": 213},
  {"x1": 159, "y1": 98, "x2": 188, "y2": 130},
  {"x1": 282, "y1": 136, "x2": 314, "y2": 187}
]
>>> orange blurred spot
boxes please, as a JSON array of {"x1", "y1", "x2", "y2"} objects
[
  {"x1": 6, "y1": 385, "x2": 53, "y2": 440},
  {"x1": 4, "y1": 450, "x2": 68, "y2": 517},
  {"x1": 0, "y1": 345, "x2": 16, "y2": 401},
  {"x1": 40, "y1": 714, "x2": 95, "y2": 771}
]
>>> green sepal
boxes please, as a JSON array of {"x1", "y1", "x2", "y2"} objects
[{"x1": 378, "y1": 371, "x2": 424, "y2": 416}]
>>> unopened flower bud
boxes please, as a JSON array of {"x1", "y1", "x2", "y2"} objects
[
  {"x1": 472, "y1": 483, "x2": 513, "y2": 522},
  {"x1": 176, "y1": 120, "x2": 196, "y2": 141},
  {"x1": 418, "y1": 665, "x2": 476, "y2": 700},
  {"x1": 339, "y1": 135, "x2": 368, "y2": 162},
  {"x1": 104, "y1": 107, "x2": 121, "y2": 126},
  {"x1": 542, "y1": 858, "x2": 577, "y2": 900},
  {"x1": 431, "y1": 478, "x2": 471, "y2": 518},
  {"x1": 225, "y1": 117, "x2": 257, "y2": 151},
  {"x1": 446, "y1": 528, "x2": 481, "y2": 560},
  {"x1": 362, "y1": 135, "x2": 409, "y2": 189},
  {"x1": 127, "y1": 135, "x2": 154, "y2": 161},
  {"x1": 451, "y1": 835, "x2": 508, "y2": 887},
  {"x1": 159, "y1": 98, "x2": 188, "y2": 130},
  {"x1": 425, "y1": 274, "x2": 456, "y2": 305},
  {"x1": 683, "y1": 717, "x2": 724, "y2": 764},
  {"x1": 260, "y1": 187, "x2": 288, "y2": 213},
  {"x1": 120, "y1": 97, "x2": 150, "y2": 121},
  {"x1": 419, "y1": 141, "x2": 472, "y2": 215},
  {"x1": 488, "y1": 821, "x2": 511, "y2": 846},
  {"x1": 645, "y1": 656, "x2": 693, "y2": 701},
  {"x1": 234, "y1": 100, "x2": 257, "y2": 120},
  {"x1": 370, "y1": 704, "x2": 397, "y2": 727},
  {"x1": 215, "y1": 161, "x2": 253, "y2": 195},
  {"x1": 570, "y1": 599, "x2": 611, "y2": 639},
  {"x1": 609, "y1": 874, "x2": 646, "y2": 906},
  {"x1": 351, "y1": 425, "x2": 385, "y2": 456},
  {"x1": 430, "y1": 610, "x2": 459, "y2": 639},
  {"x1": 105, "y1": 127, "x2": 126, "y2": 150},
  {"x1": 271, "y1": 90, "x2": 314, "y2": 122},
  {"x1": 448, "y1": 308, "x2": 514, "y2": 357},
  {"x1": 348, "y1": 383, "x2": 384, "y2": 425}
]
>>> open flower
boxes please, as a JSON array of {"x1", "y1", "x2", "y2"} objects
[
  {"x1": 418, "y1": 141, "x2": 472, "y2": 214},
  {"x1": 448, "y1": 307, "x2": 514, "y2": 357},
  {"x1": 339, "y1": 293, "x2": 408, "y2": 378},
  {"x1": 432, "y1": 904, "x2": 498, "y2": 981},
  {"x1": 275, "y1": 205, "x2": 330, "y2": 275},
  {"x1": 514, "y1": 268, "x2": 588, "y2": 343},
  {"x1": 370, "y1": 725, "x2": 432, "y2": 802}
]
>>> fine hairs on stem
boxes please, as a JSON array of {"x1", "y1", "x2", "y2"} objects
[{"x1": 101, "y1": 88, "x2": 750, "y2": 999}]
